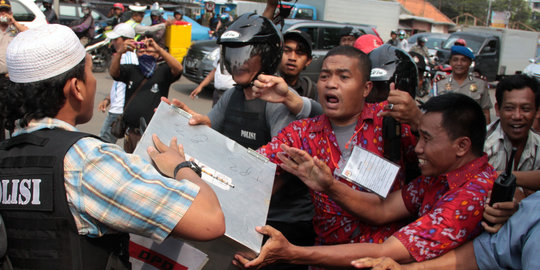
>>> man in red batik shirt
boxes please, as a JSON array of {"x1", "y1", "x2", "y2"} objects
[{"x1": 233, "y1": 49, "x2": 495, "y2": 267}]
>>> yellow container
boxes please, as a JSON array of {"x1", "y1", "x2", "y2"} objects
[
  {"x1": 169, "y1": 47, "x2": 188, "y2": 63},
  {"x1": 165, "y1": 24, "x2": 191, "y2": 48}
]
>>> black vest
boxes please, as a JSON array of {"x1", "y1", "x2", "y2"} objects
[
  {"x1": 0, "y1": 129, "x2": 129, "y2": 270},
  {"x1": 222, "y1": 86, "x2": 271, "y2": 150}
]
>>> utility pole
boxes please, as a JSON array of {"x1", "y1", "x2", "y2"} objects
[{"x1": 486, "y1": 0, "x2": 493, "y2": 26}]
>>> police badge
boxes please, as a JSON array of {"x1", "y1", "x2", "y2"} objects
[
  {"x1": 445, "y1": 83, "x2": 452, "y2": 91},
  {"x1": 470, "y1": 83, "x2": 478, "y2": 92}
]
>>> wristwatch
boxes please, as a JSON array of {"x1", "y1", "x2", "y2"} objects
[{"x1": 174, "y1": 161, "x2": 202, "y2": 178}]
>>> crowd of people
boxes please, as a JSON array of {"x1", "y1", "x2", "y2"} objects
[{"x1": 0, "y1": 0, "x2": 539, "y2": 269}]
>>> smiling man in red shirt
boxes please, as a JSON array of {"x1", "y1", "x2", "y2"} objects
[{"x1": 235, "y1": 91, "x2": 496, "y2": 268}]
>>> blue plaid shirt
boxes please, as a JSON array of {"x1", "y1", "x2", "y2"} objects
[{"x1": 12, "y1": 118, "x2": 200, "y2": 243}]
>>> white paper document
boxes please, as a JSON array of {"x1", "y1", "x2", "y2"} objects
[{"x1": 340, "y1": 145, "x2": 400, "y2": 198}]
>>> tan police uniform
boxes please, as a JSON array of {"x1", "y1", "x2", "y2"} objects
[{"x1": 433, "y1": 73, "x2": 492, "y2": 110}]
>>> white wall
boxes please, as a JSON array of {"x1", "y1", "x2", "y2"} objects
[{"x1": 298, "y1": 0, "x2": 400, "y2": 40}]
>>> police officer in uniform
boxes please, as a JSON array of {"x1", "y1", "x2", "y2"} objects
[{"x1": 433, "y1": 45, "x2": 492, "y2": 123}]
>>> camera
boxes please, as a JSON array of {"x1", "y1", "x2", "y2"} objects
[{"x1": 134, "y1": 42, "x2": 146, "y2": 49}]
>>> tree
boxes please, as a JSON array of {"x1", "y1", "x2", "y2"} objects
[
  {"x1": 491, "y1": 0, "x2": 532, "y2": 26},
  {"x1": 428, "y1": 0, "x2": 489, "y2": 22}
]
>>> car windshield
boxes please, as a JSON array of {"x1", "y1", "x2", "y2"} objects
[
  {"x1": 443, "y1": 35, "x2": 484, "y2": 53},
  {"x1": 426, "y1": 37, "x2": 445, "y2": 49}
]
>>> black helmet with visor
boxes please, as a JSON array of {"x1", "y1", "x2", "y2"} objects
[{"x1": 217, "y1": 13, "x2": 283, "y2": 87}]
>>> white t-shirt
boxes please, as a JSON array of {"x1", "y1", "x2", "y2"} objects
[{"x1": 109, "y1": 51, "x2": 138, "y2": 114}]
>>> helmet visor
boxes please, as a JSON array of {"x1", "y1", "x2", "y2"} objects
[{"x1": 221, "y1": 44, "x2": 263, "y2": 86}]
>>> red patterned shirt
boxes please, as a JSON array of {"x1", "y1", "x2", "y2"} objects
[
  {"x1": 395, "y1": 155, "x2": 495, "y2": 261},
  {"x1": 258, "y1": 102, "x2": 418, "y2": 245}
]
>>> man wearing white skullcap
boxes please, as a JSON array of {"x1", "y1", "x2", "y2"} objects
[{"x1": 0, "y1": 24, "x2": 224, "y2": 269}]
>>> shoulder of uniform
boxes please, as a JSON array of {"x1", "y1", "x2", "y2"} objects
[
  {"x1": 471, "y1": 72, "x2": 488, "y2": 81},
  {"x1": 434, "y1": 75, "x2": 447, "y2": 82}
]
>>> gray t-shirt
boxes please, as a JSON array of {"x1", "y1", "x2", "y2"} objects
[{"x1": 208, "y1": 86, "x2": 322, "y2": 137}]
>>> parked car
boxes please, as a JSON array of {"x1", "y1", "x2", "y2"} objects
[
  {"x1": 282, "y1": 19, "x2": 377, "y2": 81},
  {"x1": 12, "y1": 0, "x2": 47, "y2": 28},
  {"x1": 53, "y1": 2, "x2": 111, "y2": 29},
  {"x1": 407, "y1": 32, "x2": 449, "y2": 63},
  {"x1": 142, "y1": 10, "x2": 211, "y2": 41},
  {"x1": 182, "y1": 18, "x2": 377, "y2": 85},
  {"x1": 523, "y1": 56, "x2": 540, "y2": 81}
]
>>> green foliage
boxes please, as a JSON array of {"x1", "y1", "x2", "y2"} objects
[
  {"x1": 427, "y1": 0, "x2": 489, "y2": 20},
  {"x1": 492, "y1": 0, "x2": 532, "y2": 25},
  {"x1": 428, "y1": 0, "x2": 536, "y2": 30}
]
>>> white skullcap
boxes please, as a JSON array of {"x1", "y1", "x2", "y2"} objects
[{"x1": 7, "y1": 24, "x2": 86, "y2": 83}]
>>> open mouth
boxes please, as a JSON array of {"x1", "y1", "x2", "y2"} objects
[{"x1": 325, "y1": 93, "x2": 339, "y2": 105}]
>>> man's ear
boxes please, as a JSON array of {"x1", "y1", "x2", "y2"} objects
[
  {"x1": 304, "y1": 57, "x2": 313, "y2": 70},
  {"x1": 66, "y1": 77, "x2": 84, "y2": 102},
  {"x1": 454, "y1": 136, "x2": 472, "y2": 157},
  {"x1": 494, "y1": 102, "x2": 500, "y2": 118},
  {"x1": 363, "y1": 80, "x2": 373, "y2": 98}
]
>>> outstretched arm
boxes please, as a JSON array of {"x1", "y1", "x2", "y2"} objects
[
  {"x1": 161, "y1": 97, "x2": 212, "y2": 127},
  {"x1": 278, "y1": 144, "x2": 410, "y2": 225},
  {"x1": 190, "y1": 68, "x2": 216, "y2": 99},
  {"x1": 352, "y1": 242, "x2": 478, "y2": 270},
  {"x1": 251, "y1": 74, "x2": 305, "y2": 115},
  {"x1": 234, "y1": 226, "x2": 412, "y2": 268}
]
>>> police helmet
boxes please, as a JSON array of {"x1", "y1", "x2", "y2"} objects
[
  {"x1": 217, "y1": 13, "x2": 283, "y2": 84},
  {"x1": 367, "y1": 44, "x2": 418, "y2": 102},
  {"x1": 418, "y1": 36, "x2": 428, "y2": 44}
]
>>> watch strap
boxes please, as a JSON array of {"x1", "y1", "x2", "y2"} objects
[{"x1": 173, "y1": 161, "x2": 202, "y2": 178}]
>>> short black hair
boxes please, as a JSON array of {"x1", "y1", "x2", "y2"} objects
[
  {"x1": 0, "y1": 58, "x2": 86, "y2": 130},
  {"x1": 284, "y1": 35, "x2": 311, "y2": 59},
  {"x1": 323, "y1": 45, "x2": 371, "y2": 82},
  {"x1": 495, "y1": 74, "x2": 540, "y2": 109},
  {"x1": 421, "y1": 93, "x2": 486, "y2": 157}
]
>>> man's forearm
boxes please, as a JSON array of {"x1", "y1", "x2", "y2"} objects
[
  {"x1": 282, "y1": 90, "x2": 304, "y2": 115},
  {"x1": 404, "y1": 241, "x2": 478, "y2": 270},
  {"x1": 262, "y1": 0, "x2": 278, "y2": 20},
  {"x1": 158, "y1": 47, "x2": 183, "y2": 77},
  {"x1": 134, "y1": 23, "x2": 165, "y2": 35},
  {"x1": 285, "y1": 239, "x2": 411, "y2": 267},
  {"x1": 109, "y1": 52, "x2": 122, "y2": 79},
  {"x1": 512, "y1": 170, "x2": 540, "y2": 190},
  {"x1": 324, "y1": 180, "x2": 407, "y2": 225}
]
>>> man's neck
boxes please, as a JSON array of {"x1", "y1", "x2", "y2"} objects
[
  {"x1": 282, "y1": 74, "x2": 299, "y2": 87},
  {"x1": 452, "y1": 72, "x2": 468, "y2": 83},
  {"x1": 328, "y1": 112, "x2": 362, "y2": 128}
]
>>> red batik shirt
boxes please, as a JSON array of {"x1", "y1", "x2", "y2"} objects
[
  {"x1": 258, "y1": 102, "x2": 418, "y2": 245},
  {"x1": 395, "y1": 155, "x2": 496, "y2": 261}
]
